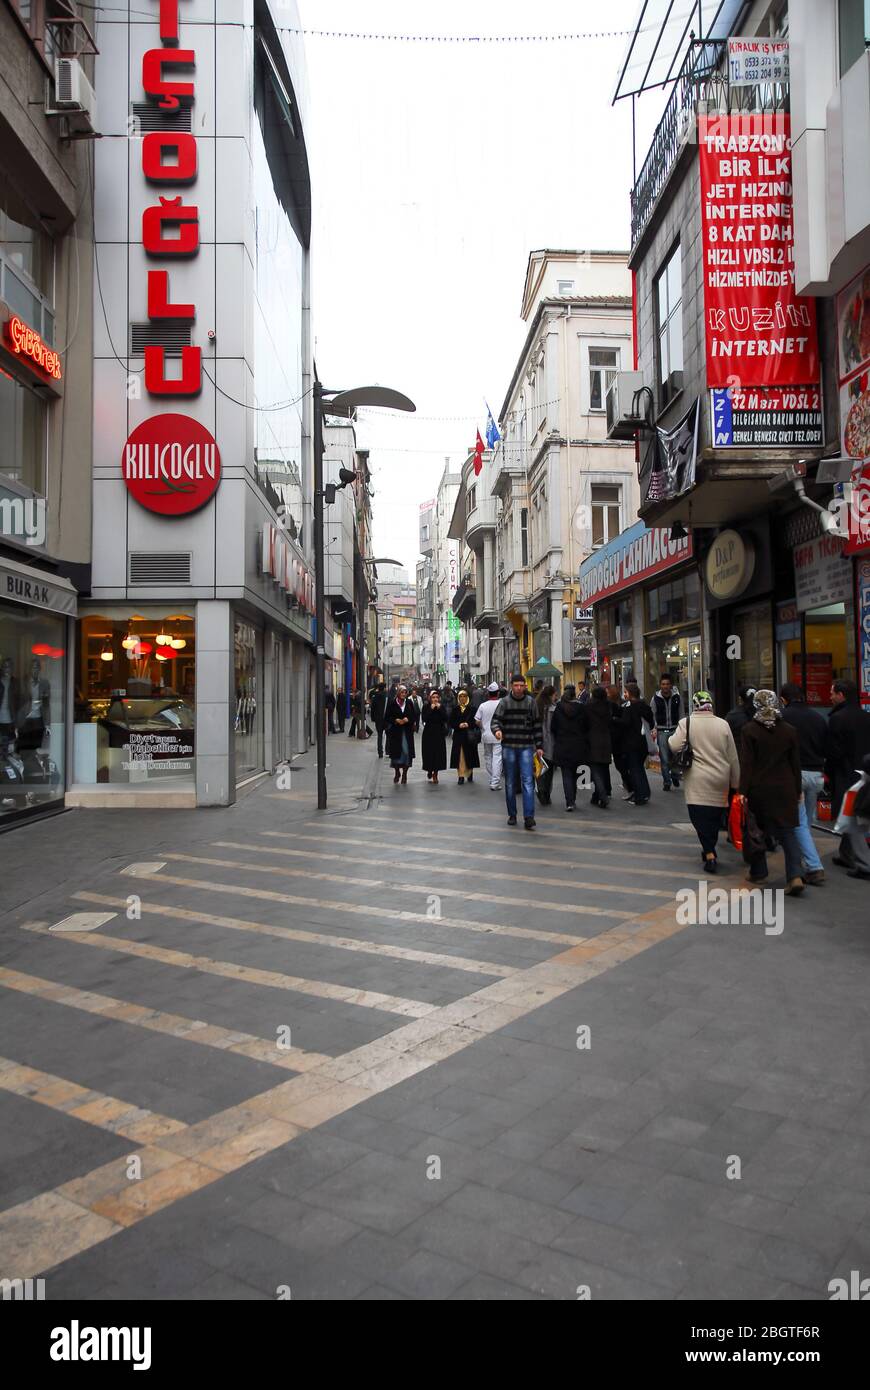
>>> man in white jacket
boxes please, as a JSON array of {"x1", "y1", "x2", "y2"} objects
[{"x1": 475, "y1": 682, "x2": 504, "y2": 790}]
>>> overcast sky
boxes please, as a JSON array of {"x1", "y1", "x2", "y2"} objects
[{"x1": 297, "y1": 0, "x2": 663, "y2": 573}]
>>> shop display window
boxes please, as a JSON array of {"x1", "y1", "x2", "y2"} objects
[
  {"x1": 234, "y1": 620, "x2": 263, "y2": 780},
  {"x1": 781, "y1": 603, "x2": 851, "y2": 710},
  {"x1": 646, "y1": 571, "x2": 700, "y2": 630},
  {"x1": 74, "y1": 611, "x2": 195, "y2": 785},
  {"x1": 730, "y1": 602, "x2": 774, "y2": 705},
  {"x1": 0, "y1": 602, "x2": 65, "y2": 820}
]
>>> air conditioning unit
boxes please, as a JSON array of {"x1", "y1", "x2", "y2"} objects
[
  {"x1": 51, "y1": 58, "x2": 97, "y2": 130},
  {"x1": 606, "y1": 370, "x2": 648, "y2": 440}
]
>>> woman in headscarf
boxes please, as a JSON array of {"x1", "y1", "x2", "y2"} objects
[
  {"x1": 420, "y1": 688, "x2": 448, "y2": 784},
  {"x1": 738, "y1": 689, "x2": 805, "y2": 893},
  {"x1": 668, "y1": 691, "x2": 740, "y2": 872},
  {"x1": 385, "y1": 683, "x2": 418, "y2": 785},
  {"x1": 450, "y1": 687, "x2": 480, "y2": 785}
]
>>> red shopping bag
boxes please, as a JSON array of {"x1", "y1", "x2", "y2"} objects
[
  {"x1": 816, "y1": 797, "x2": 832, "y2": 823},
  {"x1": 727, "y1": 794, "x2": 744, "y2": 851}
]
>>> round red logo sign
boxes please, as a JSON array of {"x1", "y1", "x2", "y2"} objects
[{"x1": 122, "y1": 413, "x2": 221, "y2": 516}]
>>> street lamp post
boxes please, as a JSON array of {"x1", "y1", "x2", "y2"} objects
[{"x1": 313, "y1": 380, "x2": 415, "y2": 809}]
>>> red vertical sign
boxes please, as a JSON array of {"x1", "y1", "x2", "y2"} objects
[{"x1": 698, "y1": 114, "x2": 819, "y2": 389}]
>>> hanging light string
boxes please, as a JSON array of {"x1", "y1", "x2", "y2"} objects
[{"x1": 277, "y1": 27, "x2": 631, "y2": 44}]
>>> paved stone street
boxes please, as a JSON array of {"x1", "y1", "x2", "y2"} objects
[{"x1": 1, "y1": 735, "x2": 869, "y2": 1302}]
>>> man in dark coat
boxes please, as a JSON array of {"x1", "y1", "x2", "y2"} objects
[
  {"x1": 607, "y1": 685, "x2": 631, "y2": 796},
  {"x1": 725, "y1": 686, "x2": 757, "y2": 746},
  {"x1": 585, "y1": 685, "x2": 614, "y2": 807},
  {"x1": 620, "y1": 686, "x2": 655, "y2": 806},
  {"x1": 369, "y1": 682, "x2": 388, "y2": 758},
  {"x1": 324, "y1": 687, "x2": 336, "y2": 734},
  {"x1": 550, "y1": 685, "x2": 589, "y2": 811},
  {"x1": 385, "y1": 684, "x2": 418, "y2": 783},
  {"x1": 826, "y1": 679, "x2": 870, "y2": 870}
]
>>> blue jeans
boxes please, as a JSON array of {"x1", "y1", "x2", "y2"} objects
[
  {"x1": 802, "y1": 769, "x2": 824, "y2": 827},
  {"x1": 502, "y1": 744, "x2": 535, "y2": 821},
  {"x1": 795, "y1": 796, "x2": 824, "y2": 872},
  {"x1": 657, "y1": 728, "x2": 679, "y2": 787}
]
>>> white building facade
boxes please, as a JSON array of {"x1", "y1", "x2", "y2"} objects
[{"x1": 75, "y1": 0, "x2": 314, "y2": 808}]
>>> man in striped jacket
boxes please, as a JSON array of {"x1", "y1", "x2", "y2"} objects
[{"x1": 491, "y1": 675, "x2": 544, "y2": 830}]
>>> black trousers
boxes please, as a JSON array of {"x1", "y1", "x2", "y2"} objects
[
  {"x1": 589, "y1": 762, "x2": 611, "y2": 804},
  {"x1": 625, "y1": 750, "x2": 651, "y2": 803},
  {"x1": 375, "y1": 720, "x2": 385, "y2": 756},
  {"x1": 688, "y1": 803, "x2": 725, "y2": 857}
]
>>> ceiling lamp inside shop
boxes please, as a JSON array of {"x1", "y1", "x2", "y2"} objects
[
  {"x1": 100, "y1": 640, "x2": 113, "y2": 662},
  {"x1": 155, "y1": 627, "x2": 171, "y2": 646}
]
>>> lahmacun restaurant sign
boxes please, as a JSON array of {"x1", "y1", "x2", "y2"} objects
[
  {"x1": 579, "y1": 521, "x2": 693, "y2": 605},
  {"x1": 698, "y1": 114, "x2": 819, "y2": 390}
]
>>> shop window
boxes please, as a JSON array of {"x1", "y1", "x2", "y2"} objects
[
  {"x1": 731, "y1": 602, "x2": 774, "y2": 705},
  {"x1": 234, "y1": 620, "x2": 264, "y2": 780},
  {"x1": 520, "y1": 507, "x2": 529, "y2": 567},
  {"x1": 598, "y1": 599, "x2": 633, "y2": 645},
  {"x1": 647, "y1": 572, "x2": 700, "y2": 631},
  {"x1": 655, "y1": 242, "x2": 683, "y2": 409},
  {"x1": 589, "y1": 347, "x2": 620, "y2": 412},
  {"x1": 591, "y1": 486, "x2": 621, "y2": 547},
  {"x1": 0, "y1": 601, "x2": 65, "y2": 820},
  {"x1": 74, "y1": 611, "x2": 195, "y2": 785}
]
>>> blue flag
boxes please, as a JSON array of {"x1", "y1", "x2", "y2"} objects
[{"x1": 485, "y1": 402, "x2": 501, "y2": 450}]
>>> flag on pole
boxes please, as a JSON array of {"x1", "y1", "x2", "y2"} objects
[
  {"x1": 485, "y1": 402, "x2": 501, "y2": 450},
  {"x1": 473, "y1": 429, "x2": 485, "y2": 475}
]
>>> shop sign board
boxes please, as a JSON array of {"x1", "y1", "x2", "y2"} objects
[
  {"x1": 579, "y1": 521, "x2": 693, "y2": 605},
  {"x1": 793, "y1": 534, "x2": 852, "y2": 613},
  {"x1": 123, "y1": 413, "x2": 220, "y2": 515},
  {"x1": 0, "y1": 558, "x2": 77, "y2": 615},
  {"x1": 857, "y1": 556, "x2": 870, "y2": 705},
  {"x1": 727, "y1": 38, "x2": 789, "y2": 87},
  {"x1": 775, "y1": 598, "x2": 800, "y2": 641},
  {"x1": 704, "y1": 529, "x2": 756, "y2": 601},
  {"x1": 836, "y1": 264, "x2": 870, "y2": 467},
  {"x1": 711, "y1": 384, "x2": 823, "y2": 447},
  {"x1": 3, "y1": 315, "x2": 62, "y2": 382},
  {"x1": 698, "y1": 114, "x2": 820, "y2": 390},
  {"x1": 572, "y1": 622, "x2": 594, "y2": 659},
  {"x1": 260, "y1": 521, "x2": 314, "y2": 613},
  {"x1": 124, "y1": 730, "x2": 194, "y2": 773}
]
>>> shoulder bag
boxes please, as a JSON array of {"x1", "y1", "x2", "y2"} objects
[{"x1": 670, "y1": 714, "x2": 694, "y2": 773}]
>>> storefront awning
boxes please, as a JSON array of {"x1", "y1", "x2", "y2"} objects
[
  {"x1": 578, "y1": 521, "x2": 694, "y2": 606},
  {"x1": 613, "y1": 0, "x2": 749, "y2": 102}
]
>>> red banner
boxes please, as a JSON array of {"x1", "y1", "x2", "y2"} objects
[{"x1": 698, "y1": 114, "x2": 819, "y2": 389}]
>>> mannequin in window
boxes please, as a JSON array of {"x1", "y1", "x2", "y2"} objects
[
  {"x1": 0, "y1": 657, "x2": 20, "y2": 751},
  {"x1": 16, "y1": 657, "x2": 51, "y2": 760}
]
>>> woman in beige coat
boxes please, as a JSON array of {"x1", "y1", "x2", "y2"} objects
[{"x1": 668, "y1": 691, "x2": 741, "y2": 873}]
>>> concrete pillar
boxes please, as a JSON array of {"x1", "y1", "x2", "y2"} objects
[{"x1": 196, "y1": 600, "x2": 235, "y2": 806}]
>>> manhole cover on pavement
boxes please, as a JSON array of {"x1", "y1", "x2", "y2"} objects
[
  {"x1": 121, "y1": 862, "x2": 166, "y2": 876},
  {"x1": 49, "y1": 912, "x2": 117, "y2": 933}
]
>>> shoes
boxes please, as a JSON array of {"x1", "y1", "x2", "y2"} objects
[
  {"x1": 507, "y1": 815, "x2": 517, "y2": 826},
  {"x1": 458, "y1": 777, "x2": 465, "y2": 785},
  {"x1": 432, "y1": 773, "x2": 439, "y2": 785},
  {"x1": 621, "y1": 791, "x2": 635, "y2": 801},
  {"x1": 672, "y1": 779, "x2": 681, "y2": 789},
  {"x1": 832, "y1": 854, "x2": 856, "y2": 869},
  {"x1": 703, "y1": 857, "x2": 718, "y2": 873},
  {"x1": 468, "y1": 773, "x2": 474, "y2": 782},
  {"x1": 633, "y1": 798, "x2": 649, "y2": 806},
  {"x1": 848, "y1": 867, "x2": 870, "y2": 880},
  {"x1": 393, "y1": 769, "x2": 400, "y2": 784},
  {"x1": 803, "y1": 870, "x2": 825, "y2": 886},
  {"x1": 662, "y1": 784, "x2": 671, "y2": 792},
  {"x1": 746, "y1": 872, "x2": 768, "y2": 885},
  {"x1": 401, "y1": 769, "x2": 408, "y2": 784},
  {"x1": 597, "y1": 798, "x2": 610, "y2": 809},
  {"x1": 565, "y1": 804, "x2": 575, "y2": 812},
  {"x1": 524, "y1": 818, "x2": 536, "y2": 831},
  {"x1": 427, "y1": 771, "x2": 432, "y2": 780},
  {"x1": 490, "y1": 783, "x2": 502, "y2": 791},
  {"x1": 785, "y1": 877, "x2": 805, "y2": 896}
]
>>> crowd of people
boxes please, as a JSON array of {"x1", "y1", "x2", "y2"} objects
[{"x1": 326, "y1": 672, "x2": 870, "y2": 887}]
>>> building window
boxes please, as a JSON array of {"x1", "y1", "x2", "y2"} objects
[
  {"x1": 646, "y1": 571, "x2": 701, "y2": 630},
  {"x1": 467, "y1": 486, "x2": 476, "y2": 512},
  {"x1": 520, "y1": 507, "x2": 529, "y2": 567},
  {"x1": 589, "y1": 347, "x2": 620, "y2": 412},
  {"x1": 591, "y1": 485, "x2": 621, "y2": 547},
  {"x1": 557, "y1": 279, "x2": 575, "y2": 294},
  {"x1": 0, "y1": 374, "x2": 46, "y2": 494},
  {"x1": 420, "y1": 524, "x2": 429, "y2": 543},
  {"x1": 839, "y1": 0, "x2": 870, "y2": 75},
  {"x1": 655, "y1": 243, "x2": 683, "y2": 409}
]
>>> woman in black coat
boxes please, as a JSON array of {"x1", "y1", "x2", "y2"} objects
[
  {"x1": 450, "y1": 688, "x2": 480, "y2": 784},
  {"x1": 739, "y1": 688, "x2": 804, "y2": 892},
  {"x1": 420, "y1": 691, "x2": 448, "y2": 783},
  {"x1": 585, "y1": 685, "x2": 614, "y2": 808},
  {"x1": 384, "y1": 684, "x2": 418, "y2": 784},
  {"x1": 550, "y1": 685, "x2": 589, "y2": 811}
]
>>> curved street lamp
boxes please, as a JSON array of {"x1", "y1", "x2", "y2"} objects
[{"x1": 314, "y1": 378, "x2": 416, "y2": 809}]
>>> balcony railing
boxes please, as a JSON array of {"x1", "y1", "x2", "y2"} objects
[{"x1": 630, "y1": 39, "x2": 726, "y2": 249}]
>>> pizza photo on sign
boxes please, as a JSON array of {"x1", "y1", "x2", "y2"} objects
[
  {"x1": 844, "y1": 376, "x2": 870, "y2": 460},
  {"x1": 838, "y1": 265, "x2": 870, "y2": 383}
]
